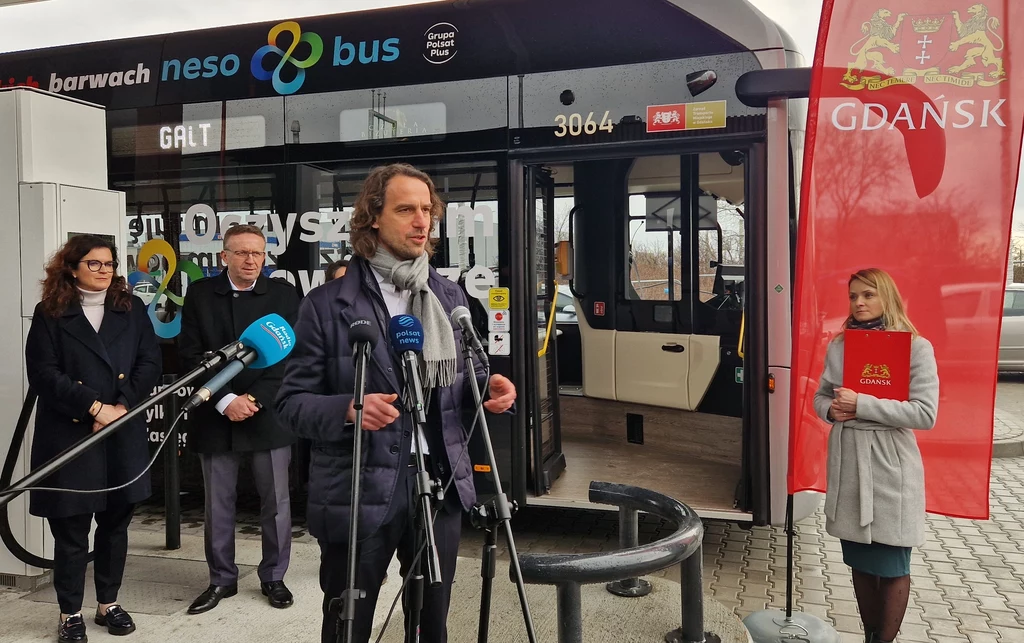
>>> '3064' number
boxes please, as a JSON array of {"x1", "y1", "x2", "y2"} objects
[{"x1": 554, "y1": 111, "x2": 615, "y2": 137}]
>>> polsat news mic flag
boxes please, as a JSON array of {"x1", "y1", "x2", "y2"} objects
[{"x1": 789, "y1": 0, "x2": 1024, "y2": 519}]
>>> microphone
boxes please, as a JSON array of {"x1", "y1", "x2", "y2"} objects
[
  {"x1": 348, "y1": 317, "x2": 379, "y2": 350},
  {"x1": 348, "y1": 317, "x2": 377, "y2": 413},
  {"x1": 386, "y1": 313, "x2": 443, "y2": 589},
  {"x1": 450, "y1": 305, "x2": 489, "y2": 369},
  {"x1": 338, "y1": 316, "x2": 378, "y2": 642},
  {"x1": 388, "y1": 314, "x2": 427, "y2": 425},
  {"x1": 183, "y1": 313, "x2": 296, "y2": 413}
]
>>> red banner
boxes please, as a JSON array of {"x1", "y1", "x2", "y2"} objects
[{"x1": 789, "y1": 0, "x2": 1024, "y2": 519}]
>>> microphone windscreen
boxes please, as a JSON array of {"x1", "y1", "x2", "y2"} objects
[
  {"x1": 348, "y1": 317, "x2": 378, "y2": 348},
  {"x1": 388, "y1": 314, "x2": 424, "y2": 354},
  {"x1": 450, "y1": 305, "x2": 472, "y2": 326},
  {"x1": 239, "y1": 313, "x2": 296, "y2": 369}
]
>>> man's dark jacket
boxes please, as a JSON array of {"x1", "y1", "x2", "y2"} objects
[
  {"x1": 178, "y1": 271, "x2": 301, "y2": 454},
  {"x1": 275, "y1": 256, "x2": 487, "y2": 543}
]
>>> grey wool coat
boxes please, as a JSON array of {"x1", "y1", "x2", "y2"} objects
[{"x1": 814, "y1": 335, "x2": 939, "y2": 548}]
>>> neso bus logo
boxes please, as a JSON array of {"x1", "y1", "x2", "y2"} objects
[{"x1": 251, "y1": 21, "x2": 323, "y2": 95}]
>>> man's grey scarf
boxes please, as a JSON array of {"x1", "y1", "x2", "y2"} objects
[{"x1": 368, "y1": 248, "x2": 457, "y2": 389}]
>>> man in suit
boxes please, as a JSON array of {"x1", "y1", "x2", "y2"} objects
[
  {"x1": 276, "y1": 163, "x2": 516, "y2": 643},
  {"x1": 178, "y1": 224, "x2": 301, "y2": 613}
]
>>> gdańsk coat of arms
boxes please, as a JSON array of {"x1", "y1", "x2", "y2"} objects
[{"x1": 842, "y1": 3, "x2": 1006, "y2": 90}]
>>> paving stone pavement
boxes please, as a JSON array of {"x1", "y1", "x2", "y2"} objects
[
  {"x1": 129, "y1": 454, "x2": 1024, "y2": 642},
  {"x1": 994, "y1": 409, "x2": 1024, "y2": 458}
]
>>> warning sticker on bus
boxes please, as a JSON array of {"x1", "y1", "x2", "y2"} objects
[
  {"x1": 646, "y1": 100, "x2": 726, "y2": 133},
  {"x1": 488, "y1": 287, "x2": 510, "y2": 310}
]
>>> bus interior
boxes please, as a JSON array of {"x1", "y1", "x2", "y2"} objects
[{"x1": 524, "y1": 149, "x2": 754, "y2": 519}]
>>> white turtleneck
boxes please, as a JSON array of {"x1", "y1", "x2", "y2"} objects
[{"x1": 78, "y1": 287, "x2": 107, "y2": 332}]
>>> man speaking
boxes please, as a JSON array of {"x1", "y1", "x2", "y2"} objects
[{"x1": 275, "y1": 163, "x2": 516, "y2": 643}]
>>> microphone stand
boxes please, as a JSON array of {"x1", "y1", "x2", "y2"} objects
[
  {"x1": 0, "y1": 351, "x2": 236, "y2": 509},
  {"x1": 460, "y1": 340, "x2": 538, "y2": 643},
  {"x1": 335, "y1": 339, "x2": 371, "y2": 643},
  {"x1": 400, "y1": 352, "x2": 443, "y2": 643}
]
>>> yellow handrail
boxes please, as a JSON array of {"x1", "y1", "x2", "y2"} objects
[
  {"x1": 538, "y1": 282, "x2": 560, "y2": 357},
  {"x1": 738, "y1": 310, "x2": 745, "y2": 359}
]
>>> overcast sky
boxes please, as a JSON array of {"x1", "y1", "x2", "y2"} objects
[{"x1": 0, "y1": 0, "x2": 1020, "y2": 237}]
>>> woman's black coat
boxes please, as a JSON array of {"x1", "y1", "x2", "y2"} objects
[{"x1": 25, "y1": 294, "x2": 163, "y2": 518}]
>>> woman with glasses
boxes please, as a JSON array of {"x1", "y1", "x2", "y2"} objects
[{"x1": 25, "y1": 234, "x2": 162, "y2": 643}]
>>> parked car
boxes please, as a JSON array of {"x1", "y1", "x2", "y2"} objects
[
  {"x1": 1000, "y1": 283, "x2": 1024, "y2": 371},
  {"x1": 132, "y1": 280, "x2": 159, "y2": 305}
]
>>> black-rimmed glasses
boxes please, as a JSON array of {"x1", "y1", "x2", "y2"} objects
[
  {"x1": 79, "y1": 260, "x2": 118, "y2": 273},
  {"x1": 228, "y1": 250, "x2": 266, "y2": 260}
]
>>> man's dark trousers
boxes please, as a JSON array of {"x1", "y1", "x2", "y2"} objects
[{"x1": 318, "y1": 454, "x2": 462, "y2": 643}]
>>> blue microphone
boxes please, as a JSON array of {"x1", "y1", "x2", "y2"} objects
[
  {"x1": 183, "y1": 313, "x2": 296, "y2": 412},
  {"x1": 388, "y1": 314, "x2": 428, "y2": 425}
]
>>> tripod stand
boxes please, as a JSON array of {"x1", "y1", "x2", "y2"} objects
[{"x1": 459, "y1": 340, "x2": 539, "y2": 643}]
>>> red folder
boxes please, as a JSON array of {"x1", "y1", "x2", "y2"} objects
[{"x1": 842, "y1": 330, "x2": 912, "y2": 401}]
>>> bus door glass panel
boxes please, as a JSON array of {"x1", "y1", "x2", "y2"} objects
[
  {"x1": 528, "y1": 167, "x2": 561, "y2": 492},
  {"x1": 691, "y1": 151, "x2": 747, "y2": 415},
  {"x1": 617, "y1": 155, "x2": 693, "y2": 411}
]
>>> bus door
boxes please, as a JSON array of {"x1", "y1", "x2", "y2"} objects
[
  {"x1": 525, "y1": 166, "x2": 564, "y2": 494},
  {"x1": 521, "y1": 151, "x2": 762, "y2": 518}
]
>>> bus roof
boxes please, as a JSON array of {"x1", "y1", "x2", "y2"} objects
[
  {"x1": 664, "y1": 0, "x2": 802, "y2": 57},
  {"x1": 0, "y1": 0, "x2": 801, "y2": 111}
]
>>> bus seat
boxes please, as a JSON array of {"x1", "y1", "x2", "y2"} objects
[{"x1": 574, "y1": 296, "x2": 616, "y2": 401}]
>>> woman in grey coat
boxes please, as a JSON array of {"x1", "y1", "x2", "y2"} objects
[{"x1": 814, "y1": 268, "x2": 939, "y2": 643}]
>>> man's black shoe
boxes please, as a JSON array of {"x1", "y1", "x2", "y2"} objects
[
  {"x1": 58, "y1": 614, "x2": 87, "y2": 643},
  {"x1": 187, "y1": 584, "x2": 238, "y2": 615},
  {"x1": 94, "y1": 605, "x2": 136, "y2": 635},
  {"x1": 261, "y1": 581, "x2": 294, "y2": 608}
]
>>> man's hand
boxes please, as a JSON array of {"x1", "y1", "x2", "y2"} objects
[
  {"x1": 483, "y1": 374, "x2": 516, "y2": 414},
  {"x1": 225, "y1": 395, "x2": 260, "y2": 422},
  {"x1": 347, "y1": 393, "x2": 400, "y2": 430}
]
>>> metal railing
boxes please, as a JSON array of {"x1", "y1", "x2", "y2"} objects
[{"x1": 517, "y1": 481, "x2": 715, "y2": 643}]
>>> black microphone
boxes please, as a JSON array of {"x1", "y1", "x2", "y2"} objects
[
  {"x1": 386, "y1": 313, "x2": 443, "y2": 592},
  {"x1": 388, "y1": 314, "x2": 428, "y2": 425},
  {"x1": 450, "y1": 305, "x2": 489, "y2": 369},
  {"x1": 347, "y1": 317, "x2": 378, "y2": 415},
  {"x1": 338, "y1": 316, "x2": 378, "y2": 643},
  {"x1": 348, "y1": 318, "x2": 378, "y2": 350}
]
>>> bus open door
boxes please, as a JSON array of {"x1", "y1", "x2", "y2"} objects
[{"x1": 519, "y1": 149, "x2": 770, "y2": 524}]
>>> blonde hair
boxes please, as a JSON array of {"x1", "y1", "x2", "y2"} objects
[{"x1": 840, "y1": 268, "x2": 919, "y2": 338}]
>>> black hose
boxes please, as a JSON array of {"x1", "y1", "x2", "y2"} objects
[{"x1": 0, "y1": 389, "x2": 95, "y2": 569}]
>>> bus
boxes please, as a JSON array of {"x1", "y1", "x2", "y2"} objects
[{"x1": 0, "y1": 0, "x2": 816, "y2": 526}]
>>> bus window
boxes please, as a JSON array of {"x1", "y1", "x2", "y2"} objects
[{"x1": 627, "y1": 194, "x2": 684, "y2": 303}]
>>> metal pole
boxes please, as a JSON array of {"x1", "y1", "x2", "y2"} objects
[
  {"x1": 665, "y1": 546, "x2": 707, "y2": 643},
  {"x1": 606, "y1": 506, "x2": 652, "y2": 597},
  {"x1": 555, "y1": 582, "x2": 583, "y2": 643},
  {"x1": 163, "y1": 375, "x2": 181, "y2": 551}
]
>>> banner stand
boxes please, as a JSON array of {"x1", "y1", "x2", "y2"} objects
[{"x1": 742, "y1": 495, "x2": 840, "y2": 643}]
